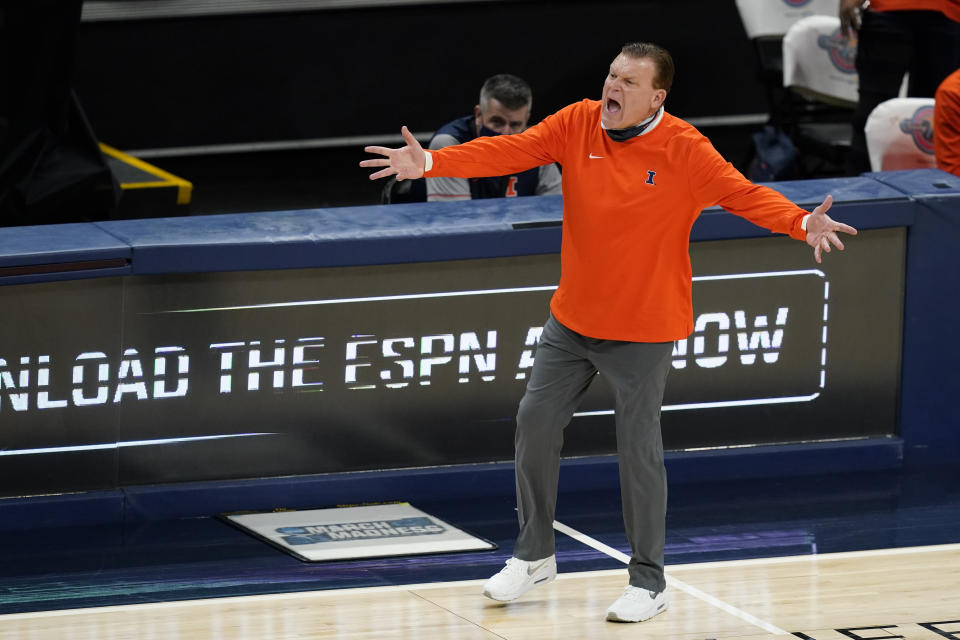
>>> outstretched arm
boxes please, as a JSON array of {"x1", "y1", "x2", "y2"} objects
[
  {"x1": 360, "y1": 126, "x2": 426, "y2": 181},
  {"x1": 364, "y1": 106, "x2": 568, "y2": 184},
  {"x1": 426, "y1": 133, "x2": 471, "y2": 202},
  {"x1": 805, "y1": 195, "x2": 858, "y2": 263},
  {"x1": 688, "y1": 137, "x2": 857, "y2": 262}
]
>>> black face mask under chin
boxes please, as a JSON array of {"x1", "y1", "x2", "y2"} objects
[
  {"x1": 478, "y1": 125, "x2": 502, "y2": 138},
  {"x1": 604, "y1": 107, "x2": 662, "y2": 142}
]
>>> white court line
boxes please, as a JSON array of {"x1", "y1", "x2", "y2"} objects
[
  {"x1": 663, "y1": 541, "x2": 960, "y2": 571},
  {"x1": 3, "y1": 543, "x2": 959, "y2": 621},
  {"x1": 552, "y1": 519, "x2": 790, "y2": 636}
]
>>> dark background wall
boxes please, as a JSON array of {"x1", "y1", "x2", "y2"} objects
[
  {"x1": 73, "y1": 1, "x2": 766, "y2": 150},
  {"x1": 67, "y1": 1, "x2": 769, "y2": 214}
]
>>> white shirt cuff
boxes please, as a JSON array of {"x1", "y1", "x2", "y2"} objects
[
  {"x1": 424, "y1": 150, "x2": 433, "y2": 173},
  {"x1": 801, "y1": 213, "x2": 811, "y2": 231}
]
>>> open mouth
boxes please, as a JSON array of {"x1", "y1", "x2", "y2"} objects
[{"x1": 604, "y1": 98, "x2": 622, "y2": 114}]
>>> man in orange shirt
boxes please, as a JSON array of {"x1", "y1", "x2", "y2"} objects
[
  {"x1": 935, "y1": 68, "x2": 960, "y2": 176},
  {"x1": 362, "y1": 42, "x2": 856, "y2": 623}
]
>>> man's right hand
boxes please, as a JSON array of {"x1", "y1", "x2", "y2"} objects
[
  {"x1": 360, "y1": 126, "x2": 426, "y2": 181},
  {"x1": 839, "y1": 0, "x2": 862, "y2": 38}
]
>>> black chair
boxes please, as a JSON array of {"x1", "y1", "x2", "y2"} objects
[
  {"x1": 381, "y1": 176, "x2": 427, "y2": 204},
  {"x1": 779, "y1": 15, "x2": 858, "y2": 177},
  {"x1": 735, "y1": 1, "x2": 854, "y2": 178}
]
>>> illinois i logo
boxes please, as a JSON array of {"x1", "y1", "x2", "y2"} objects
[
  {"x1": 645, "y1": 170, "x2": 657, "y2": 186},
  {"x1": 817, "y1": 28, "x2": 857, "y2": 74},
  {"x1": 899, "y1": 105, "x2": 935, "y2": 154}
]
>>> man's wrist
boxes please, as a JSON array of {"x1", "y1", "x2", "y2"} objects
[{"x1": 801, "y1": 213, "x2": 811, "y2": 231}]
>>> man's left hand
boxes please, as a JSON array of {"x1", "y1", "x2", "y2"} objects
[{"x1": 806, "y1": 194, "x2": 858, "y2": 264}]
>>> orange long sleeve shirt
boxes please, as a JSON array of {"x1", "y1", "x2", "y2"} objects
[
  {"x1": 426, "y1": 99, "x2": 809, "y2": 342},
  {"x1": 869, "y1": 0, "x2": 960, "y2": 23},
  {"x1": 935, "y1": 68, "x2": 960, "y2": 176}
]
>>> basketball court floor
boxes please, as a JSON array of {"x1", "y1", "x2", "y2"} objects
[{"x1": 1, "y1": 466, "x2": 958, "y2": 639}]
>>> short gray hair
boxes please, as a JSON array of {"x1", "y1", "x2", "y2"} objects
[{"x1": 479, "y1": 74, "x2": 533, "y2": 111}]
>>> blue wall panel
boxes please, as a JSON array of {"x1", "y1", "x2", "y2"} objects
[
  {"x1": 0, "y1": 169, "x2": 957, "y2": 525},
  {"x1": 867, "y1": 170, "x2": 960, "y2": 467}
]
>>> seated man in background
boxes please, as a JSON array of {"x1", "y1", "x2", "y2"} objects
[
  {"x1": 427, "y1": 74, "x2": 561, "y2": 201},
  {"x1": 935, "y1": 68, "x2": 960, "y2": 177}
]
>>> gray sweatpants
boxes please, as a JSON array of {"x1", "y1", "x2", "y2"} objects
[{"x1": 512, "y1": 313, "x2": 673, "y2": 592}]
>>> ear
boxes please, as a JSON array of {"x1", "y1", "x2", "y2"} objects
[
  {"x1": 652, "y1": 89, "x2": 666, "y2": 109},
  {"x1": 474, "y1": 105, "x2": 482, "y2": 119}
]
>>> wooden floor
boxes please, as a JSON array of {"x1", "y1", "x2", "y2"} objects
[{"x1": 2, "y1": 544, "x2": 957, "y2": 640}]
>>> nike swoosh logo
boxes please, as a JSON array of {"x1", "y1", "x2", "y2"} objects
[
  {"x1": 589, "y1": 153, "x2": 604, "y2": 159},
  {"x1": 527, "y1": 559, "x2": 548, "y2": 575}
]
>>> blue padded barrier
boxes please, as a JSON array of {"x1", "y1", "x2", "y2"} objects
[
  {"x1": 0, "y1": 223, "x2": 132, "y2": 286},
  {"x1": 864, "y1": 168, "x2": 960, "y2": 194},
  {"x1": 91, "y1": 177, "x2": 912, "y2": 274},
  {"x1": 761, "y1": 175, "x2": 913, "y2": 206},
  {"x1": 119, "y1": 438, "x2": 903, "y2": 522},
  {"x1": 0, "y1": 223, "x2": 130, "y2": 267},
  {"x1": 0, "y1": 177, "x2": 919, "y2": 281},
  {"x1": 0, "y1": 438, "x2": 901, "y2": 526},
  {"x1": 0, "y1": 490, "x2": 125, "y2": 532},
  {"x1": 864, "y1": 170, "x2": 960, "y2": 467},
  {"x1": 95, "y1": 195, "x2": 566, "y2": 274},
  {"x1": 0, "y1": 169, "x2": 956, "y2": 527}
]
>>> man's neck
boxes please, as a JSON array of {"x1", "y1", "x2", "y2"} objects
[
  {"x1": 626, "y1": 108, "x2": 660, "y2": 129},
  {"x1": 602, "y1": 107, "x2": 663, "y2": 142}
]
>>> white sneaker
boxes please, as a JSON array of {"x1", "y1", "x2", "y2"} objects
[
  {"x1": 605, "y1": 586, "x2": 668, "y2": 622},
  {"x1": 482, "y1": 556, "x2": 557, "y2": 601}
]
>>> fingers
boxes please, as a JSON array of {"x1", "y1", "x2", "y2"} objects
[
  {"x1": 813, "y1": 194, "x2": 834, "y2": 216},
  {"x1": 401, "y1": 125, "x2": 419, "y2": 148},
  {"x1": 811, "y1": 237, "x2": 830, "y2": 264},
  {"x1": 804, "y1": 195, "x2": 858, "y2": 263},
  {"x1": 364, "y1": 145, "x2": 394, "y2": 157},
  {"x1": 368, "y1": 167, "x2": 398, "y2": 181},
  {"x1": 823, "y1": 231, "x2": 844, "y2": 251},
  {"x1": 359, "y1": 158, "x2": 392, "y2": 168},
  {"x1": 810, "y1": 229, "x2": 848, "y2": 262},
  {"x1": 827, "y1": 231, "x2": 844, "y2": 251}
]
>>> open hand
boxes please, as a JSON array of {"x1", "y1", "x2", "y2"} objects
[
  {"x1": 805, "y1": 194, "x2": 858, "y2": 263},
  {"x1": 359, "y1": 126, "x2": 426, "y2": 181}
]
